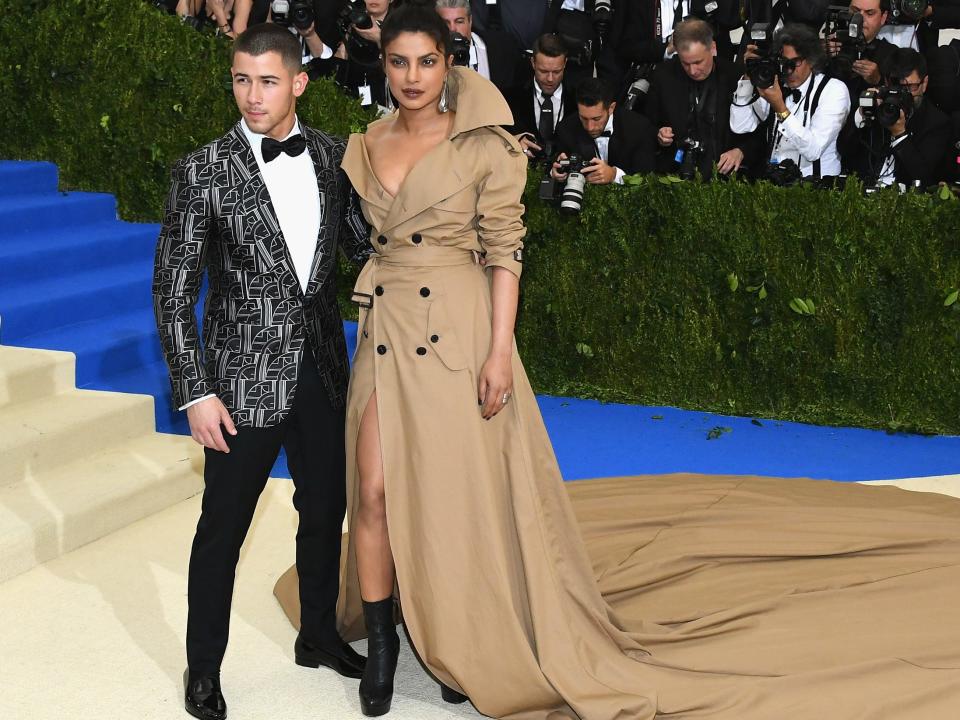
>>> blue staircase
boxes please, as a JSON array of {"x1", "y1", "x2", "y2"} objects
[{"x1": 0, "y1": 161, "x2": 297, "y2": 477}]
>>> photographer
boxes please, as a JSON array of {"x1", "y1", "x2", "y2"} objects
[
  {"x1": 334, "y1": 0, "x2": 395, "y2": 108},
  {"x1": 544, "y1": 0, "x2": 621, "y2": 91},
  {"x1": 839, "y1": 48, "x2": 952, "y2": 186},
  {"x1": 505, "y1": 34, "x2": 578, "y2": 163},
  {"x1": 470, "y1": 0, "x2": 548, "y2": 50},
  {"x1": 730, "y1": 23, "x2": 851, "y2": 180},
  {"x1": 918, "y1": 1, "x2": 960, "y2": 55},
  {"x1": 551, "y1": 78, "x2": 657, "y2": 184},
  {"x1": 230, "y1": 0, "x2": 339, "y2": 62},
  {"x1": 645, "y1": 19, "x2": 755, "y2": 178},
  {"x1": 175, "y1": 0, "x2": 237, "y2": 36},
  {"x1": 436, "y1": 0, "x2": 524, "y2": 94},
  {"x1": 826, "y1": 1, "x2": 898, "y2": 98}
]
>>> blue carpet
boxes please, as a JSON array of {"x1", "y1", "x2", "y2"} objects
[{"x1": 2, "y1": 159, "x2": 958, "y2": 482}]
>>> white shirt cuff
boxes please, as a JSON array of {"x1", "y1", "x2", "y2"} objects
[
  {"x1": 613, "y1": 168, "x2": 626, "y2": 185},
  {"x1": 180, "y1": 394, "x2": 216, "y2": 411},
  {"x1": 734, "y1": 78, "x2": 756, "y2": 104},
  {"x1": 318, "y1": 42, "x2": 333, "y2": 60}
]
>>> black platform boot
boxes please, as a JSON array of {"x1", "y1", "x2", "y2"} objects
[
  {"x1": 359, "y1": 598, "x2": 400, "y2": 717},
  {"x1": 440, "y1": 684, "x2": 469, "y2": 704}
]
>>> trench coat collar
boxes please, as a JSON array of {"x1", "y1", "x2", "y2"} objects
[{"x1": 341, "y1": 67, "x2": 515, "y2": 235}]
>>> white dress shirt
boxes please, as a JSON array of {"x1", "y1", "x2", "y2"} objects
[
  {"x1": 469, "y1": 33, "x2": 491, "y2": 81},
  {"x1": 561, "y1": 0, "x2": 586, "y2": 10},
  {"x1": 594, "y1": 114, "x2": 626, "y2": 185},
  {"x1": 534, "y1": 81, "x2": 565, "y2": 131},
  {"x1": 878, "y1": 25, "x2": 920, "y2": 51},
  {"x1": 180, "y1": 117, "x2": 321, "y2": 411},
  {"x1": 730, "y1": 73, "x2": 851, "y2": 177}
]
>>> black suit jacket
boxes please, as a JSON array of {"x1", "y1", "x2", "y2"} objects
[
  {"x1": 643, "y1": 55, "x2": 756, "y2": 175},
  {"x1": 153, "y1": 123, "x2": 371, "y2": 427},
  {"x1": 839, "y1": 98, "x2": 953, "y2": 186},
  {"x1": 470, "y1": 0, "x2": 547, "y2": 50},
  {"x1": 505, "y1": 82, "x2": 579, "y2": 147},
  {"x1": 918, "y1": 0, "x2": 960, "y2": 55},
  {"x1": 478, "y1": 29, "x2": 525, "y2": 94},
  {"x1": 554, "y1": 107, "x2": 657, "y2": 175}
]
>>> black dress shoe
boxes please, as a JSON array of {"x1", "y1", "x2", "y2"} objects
[
  {"x1": 359, "y1": 597, "x2": 400, "y2": 717},
  {"x1": 440, "y1": 685, "x2": 469, "y2": 704},
  {"x1": 183, "y1": 669, "x2": 227, "y2": 720},
  {"x1": 295, "y1": 633, "x2": 366, "y2": 679}
]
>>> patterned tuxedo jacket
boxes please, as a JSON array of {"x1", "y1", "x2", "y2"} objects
[{"x1": 153, "y1": 122, "x2": 371, "y2": 428}]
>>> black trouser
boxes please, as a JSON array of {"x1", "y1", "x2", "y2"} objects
[{"x1": 186, "y1": 349, "x2": 346, "y2": 673}]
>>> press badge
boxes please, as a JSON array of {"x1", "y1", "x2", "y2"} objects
[{"x1": 359, "y1": 84, "x2": 373, "y2": 106}]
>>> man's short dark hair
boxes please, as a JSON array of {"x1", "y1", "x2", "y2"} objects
[
  {"x1": 775, "y1": 23, "x2": 826, "y2": 72},
  {"x1": 233, "y1": 23, "x2": 302, "y2": 73},
  {"x1": 885, "y1": 47, "x2": 928, "y2": 82},
  {"x1": 672, "y1": 19, "x2": 713, "y2": 52},
  {"x1": 576, "y1": 78, "x2": 615, "y2": 108},
  {"x1": 532, "y1": 33, "x2": 568, "y2": 59}
]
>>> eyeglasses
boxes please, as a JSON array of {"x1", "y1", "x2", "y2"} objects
[
  {"x1": 779, "y1": 56, "x2": 805, "y2": 72},
  {"x1": 898, "y1": 80, "x2": 924, "y2": 91}
]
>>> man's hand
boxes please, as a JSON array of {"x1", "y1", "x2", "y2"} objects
[
  {"x1": 717, "y1": 148, "x2": 745, "y2": 175},
  {"x1": 852, "y1": 59, "x2": 882, "y2": 85},
  {"x1": 518, "y1": 133, "x2": 543, "y2": 159},
  {"x1": 551, "y1": 152, "x2": 569, "y2": 181},
  {"x1": 758, "y1": 79, "x2": 787, "y2": 114},
  {"x1": 657, "y1": 126, "x2": 675, "y2": 147},
  {"x1": 335, "y1": 42, "x2": 348, "y2": 60},
  {"x1": 824, "y1": 36, "x2": 842, "y2": 58},
  {"x1": 582, "y1": 157, "x2": 616, "y2": 185},
  {"x1": 886, "y1": 109, "x2": 908, "y2": 138},
  {"x1": 353, "y1": 22, "x2": 382, "y2": 46},
  {"x1": 187, "y1": 397, "x2": 237, "y2": 453},
  {"x1": 742, "y1": 44, "x2": 760, "y2": 63}
]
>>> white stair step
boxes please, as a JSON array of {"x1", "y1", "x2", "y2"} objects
[
  {"x1": 0, "y1": 432, "x2": 202, "y2": 582},
  {"x1": 0, "y1": 389, "x2": 156, "y2": 482},
  {"x1": 0, "y1": 346, "x2": 76, "y2": 407}
]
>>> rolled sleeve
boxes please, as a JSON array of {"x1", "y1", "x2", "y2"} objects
[{"x1": 476, "y1": 133, "x2": 527, "y2": 279}]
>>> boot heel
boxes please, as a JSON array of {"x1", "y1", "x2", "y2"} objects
[
  {"x1": 441, "y1": 686, "x2": 468, "y2": 704},
  {"x1": 294, "y1": 655, "x2": 321, "y2": 669},
  {"x1": 360, "y1": 696, "x2": 392, "y2": 716}
]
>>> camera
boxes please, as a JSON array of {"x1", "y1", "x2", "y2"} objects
[
  {"x1": 181, "y1": 13, "x2": 208, "y2": 31},
  {"x1": 450, "y1": 32, "x2": 471, "y2": 67},
  {"x1": 766, "y1": 158, "x2": 802, "y2": 187},
  {"x1": 272, "y1": 0, "x2": 315, "y2": 31},
  {"x1": 859, "y1": 86, "x2": 915, "y2": 126},
  {"x1": 675, "y1": 137, "x2": 703, "y2": 181},
  {"x1": 888, "y1": 0, "x2": 928, "y2": 25},
  {"x1": 539, "y1": 155, "x2": 589, "y2": 214},
  {"x1": 622, "y1": 63, "x2": 654, "y2": 112},
  {"x1": 825, "y1": 5, "x2": 866, "y2": 58},
  {"x1": 336, "y1": 1, "x2": 381, "y2": 68},
  {"x1": 745, "y1": 23, "x2": 779, "y2": 89},
  {"x1": 593, "y1": 0, "x2": 613, "y2": 37}
]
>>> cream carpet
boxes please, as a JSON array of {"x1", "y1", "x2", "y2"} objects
[{"x1": 1, "y1": 475, "x2": 957, "y2": 720}]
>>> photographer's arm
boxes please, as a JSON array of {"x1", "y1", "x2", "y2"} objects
[
  {"x1": 729, "y1": 78, "x2": 767, "y2": 134},
  {"x1": 232, "y1": 0, "x2": 252, "y2": 34}
]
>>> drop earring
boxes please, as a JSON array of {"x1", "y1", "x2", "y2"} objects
[{"x1": 438, "y1": 75, "x2": 449, "y2": 113}]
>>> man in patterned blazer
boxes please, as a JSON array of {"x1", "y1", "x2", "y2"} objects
[{"x1": 153, "y1": 23, "x2": 371, "y2": 720}]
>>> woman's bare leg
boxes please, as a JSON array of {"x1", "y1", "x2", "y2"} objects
[{"x1": 355, "y1": 390, "x2": 395, "y2": 601}]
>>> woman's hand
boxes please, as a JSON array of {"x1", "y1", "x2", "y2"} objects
[{"x1": 478, "y1": 351, "x2": 513, "y2": 420}]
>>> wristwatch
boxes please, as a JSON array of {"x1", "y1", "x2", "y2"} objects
[{"x1": 777, "y1": 109, "x2": 790, "y2": 122}]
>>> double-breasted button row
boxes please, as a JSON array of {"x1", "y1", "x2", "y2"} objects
[
  {"x1": 375, "y1": 285, "x2": 384, "y2": 296},
  {"x1": 375, "y1": 234, "x2": 424, "y2": 246}
]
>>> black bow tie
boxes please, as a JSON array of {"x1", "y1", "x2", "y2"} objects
[
  {"x1": 261, "y1": 134, "x2": 307, "y2": 163},
  {"x1": 597, "y1": 130, "x2": 612, "y2": 138},
  {"x1": 786, "y1": 88, "x2": 802, "y2": 104}
]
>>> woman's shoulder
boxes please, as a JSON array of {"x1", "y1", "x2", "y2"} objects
[{"x1": 456, "y1": 125, "x2": 524, "y2": 160}]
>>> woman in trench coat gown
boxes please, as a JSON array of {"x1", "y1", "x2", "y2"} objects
[{"x1": 275, "y1": 7, "x2": 960, "y2": 719}]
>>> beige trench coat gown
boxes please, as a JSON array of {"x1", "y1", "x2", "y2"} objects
[{"x1": 275, "y1": 68, "x2": 960, "y2": 718}]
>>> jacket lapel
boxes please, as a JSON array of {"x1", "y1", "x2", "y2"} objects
[
  {"x1": 228, "y1": 124, "x2": 303, "y2": 297},
  {"x1": 377, "y1": 140, "x2": 472, "y2": 236},
  {"x1": 303, "y1": 129, "x2": 336, "y2": 298}
]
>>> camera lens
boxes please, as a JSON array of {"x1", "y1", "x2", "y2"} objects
[{"x1": 560, "y1": 172, "x2": 586, "y2": 215}]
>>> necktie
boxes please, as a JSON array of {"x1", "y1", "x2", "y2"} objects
[
  {"x1": 261, "y1": 134, "x2": 307, "y2": 163},
  {"x1": 539, "y1": 91, "x2": 555, "y2": 143}
]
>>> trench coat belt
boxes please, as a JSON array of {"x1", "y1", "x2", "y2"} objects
[{"x1": 351, "y1": 246, "x2": 480, "y2": 309}]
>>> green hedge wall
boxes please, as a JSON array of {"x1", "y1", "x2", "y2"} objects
[{"x1": 3, "y1": 0, "x2": 960, "y2": 433}]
